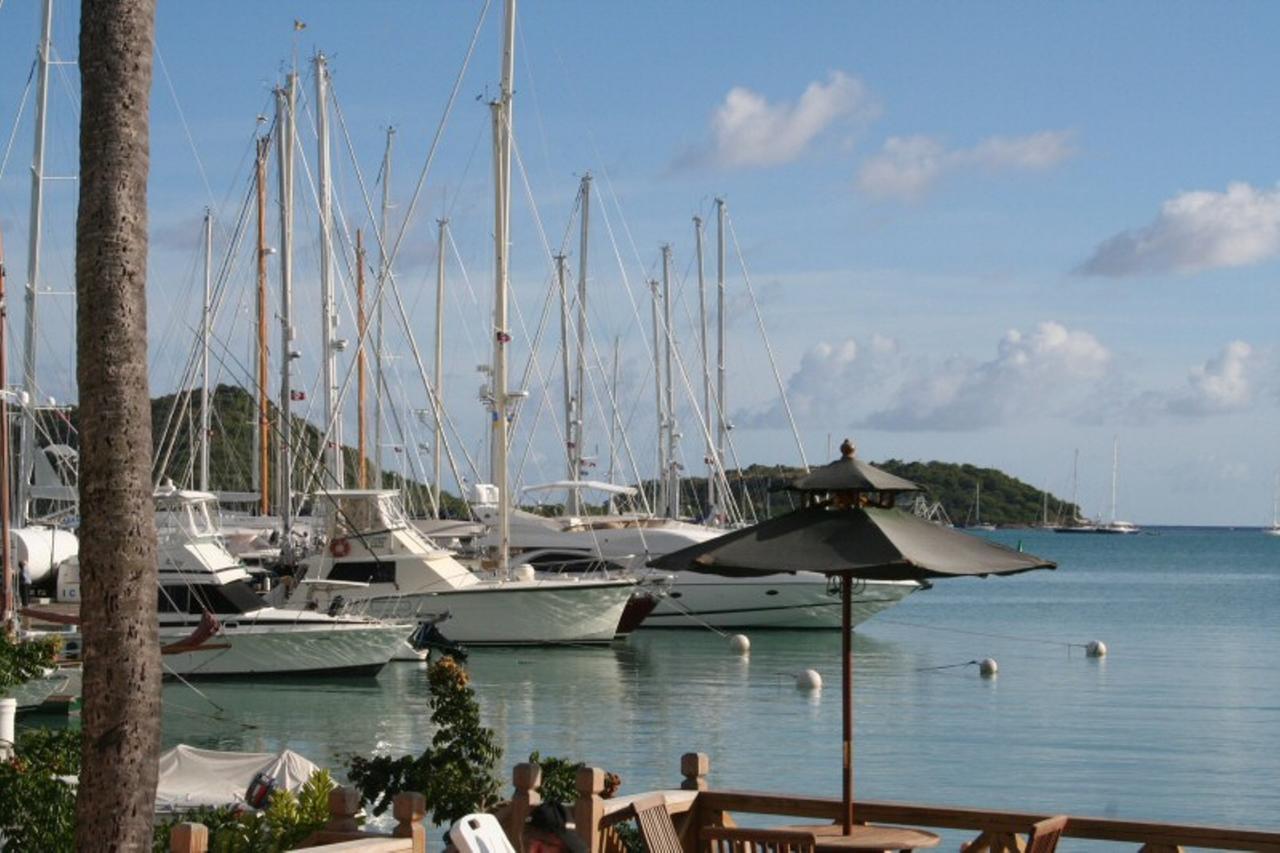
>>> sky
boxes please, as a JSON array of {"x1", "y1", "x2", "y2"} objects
[{"x1": 2, "y1": 1, "x2": 1279, "y2": 526}]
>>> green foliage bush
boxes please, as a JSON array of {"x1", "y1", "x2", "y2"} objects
[
  {"x1": 0, "y1": 634, "x2": 59, "y2": 691},
  {"x1": 347, "y1": 655, "x2": 502, "y2": 826},
  {"x1": 0, "y1": 727, "x2": 80, "y2": 852}
]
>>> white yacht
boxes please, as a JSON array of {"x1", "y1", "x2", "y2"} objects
[
  {"x1": 289, "y1": 490, "x2": 638, "y2": 646},
  {"x1": 472, "y1": 482, "x2": 921, "y2": 630},
  {"x1": 146, "y1": 485, "x2": 413, "y2": 678}
]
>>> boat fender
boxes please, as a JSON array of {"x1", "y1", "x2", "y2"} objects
[
  {"x1": 1086, "y1": 640, "x2": 1107, "y2": 658},
  {"x1": 979, "y1": 658, "x2": 998, "y2": 678},
  {"x1": 728, "y1": 633, "x2": 750, "y2": 655},
  {"x1": 329, "y1": 537, "x2": 352, "y2": 558},
  {"x1": 244, "y1": 771, "x2": 276, "y2": 809},
  {"x1": 794, "y1": 669, "x2": 822, "y2": 691}
]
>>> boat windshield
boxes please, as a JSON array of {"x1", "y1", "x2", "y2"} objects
[
  {"x1": 156, "y1": 497, "x2": 222, "y2": 540},
  {"x1": 158, "y1": 580, "x2": 264, "y2": 615},
  {"x1": 326, "y1": 493, "x2": 409, "y2": 536}
]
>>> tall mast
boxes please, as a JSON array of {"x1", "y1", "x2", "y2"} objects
[
  {"x1": 2, "y1": 228, "x2": 15, "y2": 628},
  {"x1": 489, "y1": 0, "x2": 517, "y2": 571},
  {"x1": 199, "y1": 209, "x2": 212, "y2": 491},
  {"x1": 1070, "y1": 447, "x2": 1080, "y2": 522},
  {"x1": 18, "y1": 0, "x2": 55, "y2": 528},
  {"x1": 556, "y1": 253, "x2": 573, "y2": 495},
  {"x1": 433, "y1": 218, "x2": 448, "y2": 514},
  {"x1": 570, "y1": 173, "x2": 591, "y2": 513},
  {"x1": 315, "y1": 53, "x2": 343, "y2": 486},
  {"x1": 355, "y1": 229, "x2": 368, "y2": 489},
  {"x1": 714, "y1": 198, "x2": 727, "y2": 504},
  {"x1": 373, "y1": 127, "x2": 394, "y2": 491},
  {"x1": 694, "y1": 214, "x2": 713, "y2": 516},
  {"x1": 276, "y1": 74, "x2": 296, "y2": 543},
  {"x1": 607, "y1": 335, "x2": 620, "y2": 511},
  {"x1": 1110, "y1": 435, "x2": 1119, "y2": 524},
  {"x1": 649, "y1": 278, "x2": 665, "y2": 514},
  {"x1": 255, "y1": 138, "x2": 271, "y2": 514},
  {"x1": 662, "y1": 244, "x2": 679, "y2": 519}
]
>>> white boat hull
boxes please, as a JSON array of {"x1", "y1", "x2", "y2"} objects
[
  {"x1": 3, "y1": 665, "x2": 82, "y2": 711},
  {"x1": 643, "y1": 573, "x2": 920, "y2": 629},
  {"x1": 334, "y1": 580, "x2": 636, "y2": 646},
  {"x1": 158, "y1": 621, "x2": 412, "y2": 678}
]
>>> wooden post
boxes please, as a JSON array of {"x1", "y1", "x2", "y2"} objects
[
  {"x1": 680, "y1": 752, "x2": 709, "y2": 791},
  {"x1": 574, "y1": 766, "x2": 605, "y2": 853},
  {"x1": 169, "y1": 822, "x2": 209, "y2": 853},
  {"x1": 506, "y1": 762, "x2": 543, "y2": 851},
  {"x1": 325, "y1": 785, "x2": 362, "y2": 834},
  {"x1": 392, "y1": 791, "x2": 428, "y2": 853}
]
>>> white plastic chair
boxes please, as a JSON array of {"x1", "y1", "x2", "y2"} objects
[{"x1": 450, "y1": 812, "x2": 517, "y2": 853}]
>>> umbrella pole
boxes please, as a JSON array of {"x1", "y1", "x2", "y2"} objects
[{"x1": 841, "y1": 575, "x2": 853, "y2": 834}]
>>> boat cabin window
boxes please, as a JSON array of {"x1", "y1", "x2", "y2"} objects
[
  {"x1": 155, "y1": 497, "x2": 222, "y2": 539},
  {"x1": 158, "y1": 581, "x2": 263, "y2": 615},
  {"x1": 328, "y1": 560, "x2": 396, "y2": 585}
]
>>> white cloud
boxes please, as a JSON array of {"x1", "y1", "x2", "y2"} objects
[
  {"x1": 1128, "y1": 341, "x2": 1263, "y2": 419},
  {"x1": 856, "y1": 130, "x2": 1075, "y2": 201},
  {"x1": 863, "y1": 321, "x2": 1110, "y2": 430},
  {"x1": 738, "y1": 335, "x2": 899, "y2": 427},
  {"x1": 693, "y1": 71, "x2": 875, "y2": 169},
  {"x1": 1078, "y1": 182, "x2": 1280, "y2": 276}
]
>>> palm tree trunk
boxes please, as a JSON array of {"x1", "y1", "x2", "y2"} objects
[{"x1": 74, "y1": 1, "x2": 161, "y2": 849}]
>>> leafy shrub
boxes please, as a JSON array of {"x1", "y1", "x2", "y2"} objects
[
  {"x1": 0, "y1": 634, "x2": 59, "y2": 691},
  {"x1": 0, "y1": 727, "x2": 80, "y2": 852}
]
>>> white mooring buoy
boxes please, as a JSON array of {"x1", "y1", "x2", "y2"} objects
[
  {"x1": 728, "y1": 634, "x2": 751, "y2": 655},
  {"x1": 979, "y1": 658, "x2": 999, "y2": 678},
  {"x1": 1086, "y1": 640, "x2": 1108, "y2": 658},
  {"x1": 795, "y1": 669, "x2": 823, "y2": 691}
]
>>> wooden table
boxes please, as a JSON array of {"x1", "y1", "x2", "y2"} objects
[{"x1": 777, "y1": 822, "x2": 941, "y2": 852}]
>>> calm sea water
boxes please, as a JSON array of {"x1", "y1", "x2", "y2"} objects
[{"x1": 156, "y1": 527, "x2": 1280, "y2": 842}]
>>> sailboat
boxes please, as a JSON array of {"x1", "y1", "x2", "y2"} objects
[
  {"x1": 1097, "y1": 437, "x2": 1140, "y2": 534},
  {"x1": 965, "y1": 481, "x2": 996, "y2": 531},
  {"x1": 1265, "y1": 472, "x2": 1280, "y2": 536}
]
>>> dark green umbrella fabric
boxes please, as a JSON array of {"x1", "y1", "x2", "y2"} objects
[
  {"x1": 787, "y1": 454, "x2": 921, "y2": 495},
  {"x1": 648, "y1": 504, "x2": 1055, "y2": 580}
]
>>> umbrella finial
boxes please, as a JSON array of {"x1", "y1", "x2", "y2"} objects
[{"x1": 839, "y1": 438, "x2": 856, "y2": 459}]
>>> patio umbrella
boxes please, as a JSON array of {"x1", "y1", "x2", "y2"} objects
[{"x1": 649, "y1": 440, "x2": 1055, "y2": 834}]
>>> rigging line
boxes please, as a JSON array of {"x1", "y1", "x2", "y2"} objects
[
  {"x1": 875, "y1": 616, "x2": 1094, "y2": 651},
  {"x1": 726, "y1": 213, "x2": 809, "y2": 473},
  {"x1": 0, "y1": 61, "x2": 33, "y2": 183},
  {"x1": 155, "y1": 43, "x2": 217, "y2": 215},
  {"x1": 382, "y1": 0, "x2": 490, "y2": 279}
]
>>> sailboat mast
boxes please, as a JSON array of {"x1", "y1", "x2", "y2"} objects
[
  {"x1": 571, "y1": 173, "x2": 591, "y2": 513},
  {"x1": 18, "y1": 0, "x2": 54, "y2": 529},
  {"x1": 315, "y1": 53, "x2": 343, "y2": 486},
  {"x1": 649, "y1": 279, "x2": 665, "y2": 513},
  {"x1": 199, "y1": 209, "x2": 212, "y2": 492},
  {"x1": 355, "y1": 229, "x2": 368, "y2": 489},
  {"x1": 255, "y1": 138, "x2": 271, "y2": 514},
  {"x1": 556, "y1": 253, "x2": 573, "y2": 493},
  {"x1": 694, "y1": 214, "x2": 713, "y2": 515},
  {"x1": 714, "y1": 197, "x2": 727, "y2": 504},
  {"x1": 276, "y1": 74, "x2": 296, "y2": 542},
  {"x1": 1110, "y1": 435, "x2": 1119, "y2": 524},
  {"x1": 433, "y1": 218, "x2": 447, "y2": 513},
  {"x1": 662, "y1": 243, "x2": 679, "y2": 519},
  {"x1": 490, "y1": 0, "x2": 517, "y2": 572},
  {"x1": 607, "y1": 335, "x2": 620, "y2": 506},
  {"x1": 1070, "y1": 447, "x2": 1080, "y2": 522},
  {"x1": 373, "y1": 127, "x2": 394, "y2": 491},
  {"x1": 1, "y1": 228, "x2": 14, "y2": 627}
]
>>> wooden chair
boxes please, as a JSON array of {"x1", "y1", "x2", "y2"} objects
[
  {"x1": 701, "y1": 826, "x2": 818, "y2": 853},
  {"x1": 1025, "y1": 815, "x2": 1068, "y2": 853},
  {"x1": 624, "y1": 794, "x2": 685, "y2": 853}
]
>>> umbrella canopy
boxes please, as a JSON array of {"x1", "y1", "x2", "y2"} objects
[
  {"x1": 649, "y1": 504, "x2": 1054, "y2": 581},
  {"x1": 650, "y1": 441, "x2": 1055, "y2": 836}
]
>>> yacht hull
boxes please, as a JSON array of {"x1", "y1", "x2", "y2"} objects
[
  {"x1": 643, "y1": 574, "x2": 919, "y2": 629},
  {"x1": 338, "y1": 580, "x2": 636, "y2": 646},
  {"x1": 157, "y1": 621, "x2": 412, "y2": 678}
]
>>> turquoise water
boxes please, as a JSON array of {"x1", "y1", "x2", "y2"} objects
[{"x1": 158, "y1": 528, "x2": 1280, "y2": 839}]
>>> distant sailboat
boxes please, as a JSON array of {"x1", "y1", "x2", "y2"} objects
[
  {"x1": 967, "y1": 480, "x2": 996, "y2": 531},
  {"x1": 1266, "y1": 472, "x2": 1280, "y2": 536},
  {"x1": 1097, "y1": 437, "x2": 1140, "y2": 534}
]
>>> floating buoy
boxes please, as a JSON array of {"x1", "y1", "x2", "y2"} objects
[
  {"x1": 795, "y1": 669, "x2": 823, "y2": 691},
  {"x1": 979, "y1": 658, "x2": 998, "y2": 678},
  {"x1": 1086, "y1": 640, "x2": 1108, "y2": 658},
  {"x1": 728, "y1": 634, "x2": 750, "y2": 655}
]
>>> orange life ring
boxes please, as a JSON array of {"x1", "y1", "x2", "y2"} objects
[{"x1": 329, "y1": 537, "x2": 352, "y2": 558}]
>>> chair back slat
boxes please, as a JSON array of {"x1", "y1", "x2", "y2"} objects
[
  {"x1": 630, "y1": 795, "x2": 684, "y2": 853},
  {"x1": 1026, "y1": 815, "x2": 1069, "y2": 853},
  {"x1": 701, "y1": 826, "x2": 817, "y2": 853}
]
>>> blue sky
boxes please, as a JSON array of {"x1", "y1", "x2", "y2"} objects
[{"x1": 3, "y1": 1, "x2": 1279, "y2": 525}]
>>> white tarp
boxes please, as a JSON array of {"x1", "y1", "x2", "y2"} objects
[{"x1": 155, "y1": 744, "x2": 322, "y2": 813}]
